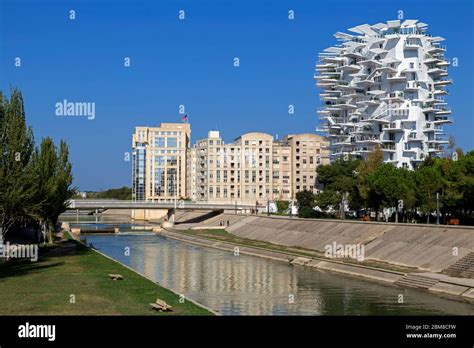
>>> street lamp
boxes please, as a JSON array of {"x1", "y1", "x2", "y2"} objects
[{"x1": 436, "y1": 192, "x2": 440, "y2": 225}]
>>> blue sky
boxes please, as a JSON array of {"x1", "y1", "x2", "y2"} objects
[{"x1": 1, "y1": 0, "x2": 473, "y2": 190}]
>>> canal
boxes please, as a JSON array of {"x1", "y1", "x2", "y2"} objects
[{"x1": 82, "y1": 230, "x2": 474, "y2": 315}]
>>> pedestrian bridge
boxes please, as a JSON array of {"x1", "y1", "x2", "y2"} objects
[{"x1": 67, "y1": 199, "x2": 257, "y2": 211}]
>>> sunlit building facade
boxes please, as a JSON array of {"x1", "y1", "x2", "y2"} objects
[{"x1": 316, "y1": 19, "x2": 452, "y2": 169}]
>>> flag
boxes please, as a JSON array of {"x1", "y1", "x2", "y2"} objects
[{"x1": 181, "y1": 113, "x2": 188, "y2": 123}]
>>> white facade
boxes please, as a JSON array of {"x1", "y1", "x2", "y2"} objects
[{"x1": 316, "y1": 19, "x2": 452, "y2": 169}]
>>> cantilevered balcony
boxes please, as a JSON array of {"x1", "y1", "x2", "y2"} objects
[
  {"x1": 422, "y1": 104, "x2": 437, "y2": 113},
  {"x1": 436, "y1": 59, "x2": 450, "y2": 67},
  {"x1": 404, "y1": 39, "x2": 422, "y2": 50},
  {"x1": 433, "y1": 116, "x2": 452, "y2": 124},
  {"x1": 382, "y1": 122, "x2": 404, "y2": 132},
  {"x1": 427, "y1": 66, "x2": 447, "y2": 75},
  {"x1": 381, "y1": 91, "x2": 404, "y2": 103},
  {"x1": 427, "y1": 44, "x2": 446, "y2": 54},
  {"x1": 433, "y1": 105, "x2": 451, "y2": 115},
  {"x1": 405, "y1": 81, "x2": 421, "y2": 91},
  {"x1": 387, "y1": 73, "x2": 406, "y2": 82},
  {"x1": 406, "y1": 132, "x2": 423, "y2": 142},
  {"x1": 381, "y1": 144, "x2": 396, "y2": 151},
  {"x1": 339, "y1": 63, "x2": 361, "y2": 72},
  {"x1": 433, "y1": 87, "x2": 448, "y2": 96},
  {"x1": 433, "y1": 78, "x2": 452, "y2": 86},
  {"x1": 427, "y1": 144, "x2": 444, "y2": 153},
  {"x1": 376, "y1": 65, "x2": 397, "y2": 74},
  {"x1": 354, "y1": 135, "x2": 381, "y2": 144}
]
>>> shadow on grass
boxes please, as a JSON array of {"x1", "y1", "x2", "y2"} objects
[
  {"x1": 0, "y1": 258, "x2": 64, "y2": 279},
  {"x1": 0, "y1": 239, "x2": 90, "y2": 280}
]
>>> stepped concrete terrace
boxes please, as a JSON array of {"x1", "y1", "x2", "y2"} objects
[
  {"x1": 199, "y1": 213, "x2": 474, "y2": 273},
  {"x1": 167, "y1": 212, "x2": 474, "y2": 300}
]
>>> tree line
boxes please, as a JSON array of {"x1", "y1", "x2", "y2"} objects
[
  {"x1": 296, "y1": 147, "x2": 474, "y2": 224},
  {"x1": 74, "y1": 187, "x2": 132, "y2": 200},
  {"x1": 0, "y1": 88, "x2": 74, "y2": 242}
]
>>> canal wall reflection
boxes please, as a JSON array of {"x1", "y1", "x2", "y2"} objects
[{"x1": 86, "y1": 234, "x2": 474, "y2": 315}]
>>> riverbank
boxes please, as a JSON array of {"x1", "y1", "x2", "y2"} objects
[
  {"x1": 0, "y1": 234, "x2": 213, "y2": 315},
  {"x1": 161, "y1": 227, "x2": 474, "y2": 302}
]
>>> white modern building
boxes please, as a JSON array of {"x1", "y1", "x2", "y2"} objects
[{"x1": 315, "y1": 19, "x2": 452, "y2": 169}]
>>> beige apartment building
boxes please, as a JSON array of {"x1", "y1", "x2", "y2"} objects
[
  {"x1": 132, "y1": 122, "x2": 328, "y2": 205},
  {"x1": 190, "y1": 130, "x2": 328, "y2": 204},
  {"x1": 283, "y1": 133, "x2": 329, "y2": 196},
  {"x1": 132, "y1": 123, "x2": 190, "y2": 202}
]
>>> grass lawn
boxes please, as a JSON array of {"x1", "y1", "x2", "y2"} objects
[{"x1": 0, "y1": 237, "x2": 212, "y2": 315}]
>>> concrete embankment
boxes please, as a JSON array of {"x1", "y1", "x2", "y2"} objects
[
  {"x1": 199, "y1": 214, "x2": 474, "y2": 273},
  {"x1": 165, "y1": 213, "x2": 474, "y2": 301}
]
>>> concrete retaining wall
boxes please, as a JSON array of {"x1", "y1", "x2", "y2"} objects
[{"x1": 217, "y1": 214, "x2": 474, "y2": 273}]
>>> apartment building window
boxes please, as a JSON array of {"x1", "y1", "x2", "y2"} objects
[
  {"x1": 223, "y1": 171, "x2": 228, "y2": 183},
  {"x1": 154, "y1": 137, "x2": 165, "y2": 147},
  {"x1": 167, "y1": 138, "x2": 178, "y2": 148},
  {"x1": 252, "y1": 171, "x2": 256, "y2": 183},
  {"x1": 309, "y1": 157, "x2": 314, "y2": 164},
  {"x1": 216, "y1": 187, "x2": 220, "y2": 198},
  {"x1": 316, "y1": 157, "x2": 321, "y2": 164},
  {"x1": 303, "y1": 158, "x2": 307, "y2": 164},
  {"x1": 402, "y1": 163, "x2": 408, "y2": 169},
  {"x1": 154, "y1": 156, "x2": 165, "y2": 166},
  {"x1": 167, "y1": 156, "x2": 177, "y2": 166}
]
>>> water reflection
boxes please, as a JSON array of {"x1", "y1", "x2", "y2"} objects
[{"x1": 84, "y1": 234, "x2": 474, "y2": 315}]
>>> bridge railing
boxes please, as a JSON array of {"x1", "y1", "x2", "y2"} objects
[{"x1": 67, "y1": 199, "x2": 257, "y2": 210}]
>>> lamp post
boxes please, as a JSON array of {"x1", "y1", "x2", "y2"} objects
[{"x1": 436, "y1": 192, "x2": 440, "y2": 225}]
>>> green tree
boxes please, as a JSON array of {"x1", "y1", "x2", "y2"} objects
[
  {"x1": 276, "y1": 200, "x2": 289, "y2": 215},
  {"x1": 356, "y1": 146, "x2": 383, "y2": 218},
  {"x1": 415, "y1": 165, "x2": 444, "y2": 224},
  {"x1": 296, "y1": 190, "x2": 316, "y2": 218},
  {"x1": 0, "y1": 88, "x2": 36, "y2": 239},
  {"x1": 0, "y1": 88, "x2": 74, "y2": 242},
  {"x1": 315, "y1": 157, "x2": 360, "y2": 218}
]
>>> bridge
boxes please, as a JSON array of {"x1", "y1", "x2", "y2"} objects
[
  {"x1": 66, "y1": 199, "x2": 260, "y2": 225},
  {"x1": 67, "y1": 199, "x2": 257, "y2": 211}
]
